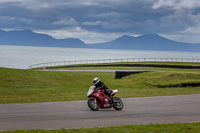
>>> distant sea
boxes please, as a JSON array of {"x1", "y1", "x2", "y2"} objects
[{"x1": 0, "y1": 45, "x2": 200, "y2": 69}]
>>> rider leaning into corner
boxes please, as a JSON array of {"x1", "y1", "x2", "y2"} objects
[{"x1": 93, "y1": 77, "x2": 113, "y2": 103}]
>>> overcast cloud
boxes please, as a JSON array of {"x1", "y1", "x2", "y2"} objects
[{"x1": 0, "y1": 0, "x2": 200, "y2": 43}]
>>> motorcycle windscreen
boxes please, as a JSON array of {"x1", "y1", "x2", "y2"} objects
[{"x1": 87, "y1": 86, "x2": 95, "y2": 96}]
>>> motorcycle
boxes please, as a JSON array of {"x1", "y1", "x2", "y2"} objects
[{"x1": 87, "y1": 86, "x2": 123, "y2": 111}]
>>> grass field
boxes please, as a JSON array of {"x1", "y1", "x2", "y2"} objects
[
  {"x1": 1, "y1": 123, "x2": 200, "y2": 133},
  {"x1": 1, "y1": 62, "x2": 200, "y2": 104}
]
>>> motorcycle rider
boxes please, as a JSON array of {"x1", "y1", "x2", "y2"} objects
[{"x1": 93, "y1": 77, "x2": 113, "y2": 103}]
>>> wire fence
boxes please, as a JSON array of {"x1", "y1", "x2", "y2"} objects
[{"x1": 27, "y1": 58, "x2": 200, "y2": 69}]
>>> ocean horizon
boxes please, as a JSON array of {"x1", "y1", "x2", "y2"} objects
[{"x1": 1, "y1": 45, "x2": 200, "y2": 69}]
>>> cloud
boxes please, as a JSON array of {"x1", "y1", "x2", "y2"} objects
[
  {"x1": 183, "y1": 25, "x2": 200, "y2": 34},
  {"x1": 82, "y1": 21, "x2": 103, "y2": 26},
  {"x1": 36, "y1": 27, "x2": 122, "y2": 43},
  {"x1": 152, "y1": 0, "x2": 200, "y2": 35},
  {"x1": 53, "y1": 18, "x2": 78, "y2": 26},
  {"x1": 94, "y1": 12, "x2": 123, "y2": 18},
  {"x1": 0, "y1": 0, "x2": 200, "y2": 43},
  {"x1": 0, "y1": 0, "x2": 24, "y2": 3},
  {"x1": 102, "y1": 19, "x2": 133, "y2": 30},
  {"x1": 152, "y1": 0, "x2": 200, "y2": 10}
]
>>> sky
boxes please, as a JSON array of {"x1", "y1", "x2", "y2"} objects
[{"x1": 0, "y1": 0, "x2": 200, "y2": 44}]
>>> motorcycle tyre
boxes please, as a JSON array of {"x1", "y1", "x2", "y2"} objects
[
  {"x1": 113, "y1": 97, "x2": 123, "y2": 110},
  {"x1": 88, "y1": 99, "x2": 100, "y2": 111}
]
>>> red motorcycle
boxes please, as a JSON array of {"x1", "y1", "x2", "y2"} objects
[{"x1": 87, "y1": 86, "x2": 123, "y2": 111}]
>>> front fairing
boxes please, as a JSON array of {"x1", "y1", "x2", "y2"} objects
[{"x1": 87, "y1": 86, "x2": 95, "y2": 97}]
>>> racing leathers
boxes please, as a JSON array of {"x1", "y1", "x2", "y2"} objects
[{"x1": 94, "y1": 81, "x2": 112, "y2": 100}]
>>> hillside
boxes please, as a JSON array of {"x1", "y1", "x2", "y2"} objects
[
  {"x1": 88, "y1": 34, "x2": 200, "y2": 52},
  {"x1": 0, "y1": 29, "x2": 85, "y2": 48}
]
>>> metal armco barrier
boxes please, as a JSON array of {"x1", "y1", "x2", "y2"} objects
[{"x1": 27, "y1": 58, "x2": 200, "y2": 69}]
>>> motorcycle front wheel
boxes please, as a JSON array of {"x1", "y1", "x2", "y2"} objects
[
  {"x1": 88, "y1": 99, "x2": 100, "y2": 111},
  {"x1": 113, "y1": 97, "x2": 123, "y2": 110}
]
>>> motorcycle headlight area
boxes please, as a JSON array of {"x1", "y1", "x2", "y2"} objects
[{"x1": 87, "y1": 86, "x2": 95, "y2": 96}]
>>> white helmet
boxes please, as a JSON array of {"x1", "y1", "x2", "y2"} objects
[{"x1": 93, "y1": 77, "x2": 100, "y2": 85}]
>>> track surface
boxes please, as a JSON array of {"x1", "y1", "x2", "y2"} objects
[{"x1": 0, "y1": 94, "x2": 200, "y2": 131}]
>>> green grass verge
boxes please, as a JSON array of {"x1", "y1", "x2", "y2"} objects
[
  {"x1": 48, "y1": 62, "x2": 200, "y2": 68},
  {"x1": 1, "y1": 64, "x2": 200, "y2": 103},
  {"x1": 47, "y1": 62, "x2": 200, "y2": 72},
  {"x1": 2, "y1": 123, "x2": 200, "y2": 133},
  {"x1": 57, "y1": 66, "x2": 200, "y2": 72}
]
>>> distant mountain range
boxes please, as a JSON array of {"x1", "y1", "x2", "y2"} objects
[
  {"x1": 0, "y1": 29, "x2": 85, "y2": 48},
  {"x1": 89, "y1": 34, "x2": 200, "y2": 52},
  {"x1": 0, "y1": 29, "x2": 200, "y2": 52}
]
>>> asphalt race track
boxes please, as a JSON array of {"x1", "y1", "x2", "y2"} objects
[{"x1": 0, "y1": 94, "x2": 200, "y2": 131}]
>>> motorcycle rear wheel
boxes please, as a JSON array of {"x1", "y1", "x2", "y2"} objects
[
  {"x1": 88, "y1": 99, "x2": 100, "y2": 111},
  {"x1": 113, "y1": 97, "x2": 123, "y2": 110}
]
